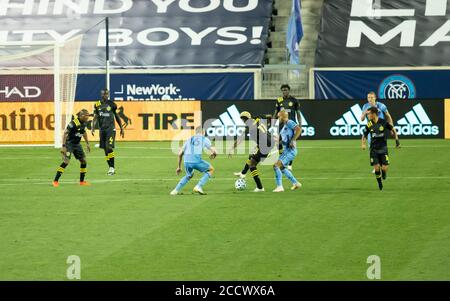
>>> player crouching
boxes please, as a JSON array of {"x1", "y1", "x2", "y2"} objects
[
  {"x1": 171, "y1": 127, "x2": 217, "y2": 195},
  {"x1": 361, "y1": 107, "x2": 400, "y2": 191},
  {"x1": 273, "y1": 111, "x2": 302, "y2": 192},
  {"x1": 53, "y1": 109, "x2": 91, "y2": 187}
]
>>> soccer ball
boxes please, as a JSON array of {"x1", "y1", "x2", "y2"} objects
[{"x1": 235, "y1": 178, "x2": 247, "y2": 191}]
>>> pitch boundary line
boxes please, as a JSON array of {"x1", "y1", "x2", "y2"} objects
[{"x1": 1, "y1": 176, "x2": 449, "y2": 186}]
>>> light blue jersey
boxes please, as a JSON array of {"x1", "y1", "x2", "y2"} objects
[
  {"x1": 362, "y1": 102, "x2": 388, "y2": 120},
  {"x1": 280, "y1": 119, "x2": 299, "y2": 149},
  {"x1": 183, "y1": 134, "x2": 212, "y2": 164}
]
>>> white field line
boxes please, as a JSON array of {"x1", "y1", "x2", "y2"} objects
[
  {"x1": 1, "y1": 145, "x2": 450, "y2": 150},
  {"x1": 0, "y1": 176, "x2": 449, "y2": 186}
]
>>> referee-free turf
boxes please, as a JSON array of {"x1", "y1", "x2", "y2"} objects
[{"x1": 0, "y1": 139, "x2": 449, "y2": 280}]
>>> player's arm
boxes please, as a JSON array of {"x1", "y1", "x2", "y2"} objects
[
  {"x1": 289, "y1": 123, "x2": 301, "y2": 149},
  {"x1": 176, "y1": 148, "x2": 184, "y2": 175},
  {"x1": 61, "y1": 128, "x2": 69, "y2": 154},
  {"x1": 228, "y1": 134, "x2": 244, "y2": 157},
  {"x1": 113, "y1": 104, "x2": 125, "y2": 138},
  {"x1": 91, "y1": 106, "x2": 98, "y2": 136},
  {"x1": 361, "y1": 126, "x2": 369, "y2": 150},
  {"x1": 360, "y1": 107, "x2": 368, "y2": 122},
  {"x1": 295, "y1": 100, "x2": 302, "y2": 132},
  {"x1": 208, "y1": 146, "x2": 218, "y2": 159},
  {"x1": 83, "y1": 132, "x2": 91, "y2": 153},
  {"x1": 273, "y1": 98, "x2": 282, "y2": 119},
  {"x1": 385, "y1": 110, "x2": 394, "y2": 126},
  {"x1": 386, "y1": 123, "x2": 400, "y2": 148}
]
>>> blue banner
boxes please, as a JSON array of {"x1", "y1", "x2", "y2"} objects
[
  {"x1": 286, "y1": 0, "x2": 303, "y2": 65},
  {"x1": 314, "y1": 69, "x2": 450, "y2": 100},
  {"x1": 75, "y1": 73, "x2": 254, "y2": 101}
]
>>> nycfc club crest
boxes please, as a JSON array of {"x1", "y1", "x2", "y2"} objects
[{"x1": 378, "y1": 75, "x2": 416, "y2": 100}]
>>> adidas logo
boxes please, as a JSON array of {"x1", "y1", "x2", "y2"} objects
[
  {"x1": 206, "y1": 105, "x2": 246, "y2": 137},
  {"x1": 300, "y1": 112, "x2": 315, "y2": 137},
  {"x1": 330, "y1": 104, "x2": 366, "y2": 136},
  {"x1": 395, "y1": 104, "x2": 439, "y2": 136}
]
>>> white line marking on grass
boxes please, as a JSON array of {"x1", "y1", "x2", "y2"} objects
[{"x1": 1, "y1": 176, "x2": 449, "y2": 186}]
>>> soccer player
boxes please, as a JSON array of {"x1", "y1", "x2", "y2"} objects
[
  {"x1": 171, "y1": 127, "x2": 217, "y2": 195},
  {"x1": 361, "y1": 107, "x2": 401, "y2": 191},
  {"x1": 360, "y1": 91, "x2": 394, "y2": 125},
  {"x1": 91, "y1": 89, "x2": 124, "y2": 176},
  {"x1": 230, "y1": 112, "x2": 275, "y2": 192},
  {"x1": 52, "y1": 109, "x2": 91, "y2": 187},
  {"x1": 273, "y1": 84, "x2": 302, "y2": 171},
  {"x1": 273, "y1": 111, "x2": 302, "y2": 192}
]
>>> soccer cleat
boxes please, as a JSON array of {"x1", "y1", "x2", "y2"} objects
[
  {"x1": 170, "y1": 189, "x2": 180, "y2": 195},
  {"x1": 253, "y1": 187, "x2": 265, "y2": 192},
  {"x1": 272, "y1": 186, "x2": 285, "y2": 192},
  {"x1": 193, "y1": 186, "x2": 206, "y2": 195},
  {"x1": 80, "y1": 181, "x2": 91, "y2": 186},
  {"x1": 291, "y1": 182, "x2": 302, "y2": 190},
  {"x1": 107, "y1": 167, "x2": 115, "y2": 176},
  {"x1": 287, "y1": 165, "x2": 293, "y2": 171},
  {"x1": 233, "y1": 172, "x2": 246, "y2": 179},
  {"x1": 52, "y1": 181, "x2": 59, "y2": 187}
]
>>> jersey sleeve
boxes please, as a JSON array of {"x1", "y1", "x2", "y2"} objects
[
  {"x1": 379, "y1": 103, "x2": 388, "y2": 113},
  {"x1": 287, "y1": 120, "x2": 298, "y2": 130},
  {"x1": 66, "y1": 121, "x2": 76, "y2": 135},
  {"x1": 275, "y1": 98, "x2": 283, "y2": 112},
  {"x1": 93, "y1": 102, "x2": 100, "y2": 116},
  {"x1": 294, "y1": 98, "x2": 300, "y2": 111},
  {"x1": 203, "y1": 137, "x2": 212, "y2": 150}
]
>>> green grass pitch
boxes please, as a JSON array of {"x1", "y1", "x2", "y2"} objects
[{"x1": 0, "y1": 139, "x2": 449, "y2": 280}]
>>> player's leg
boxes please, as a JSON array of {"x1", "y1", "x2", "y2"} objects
[
  {"x1": 171, "y1": 163, "x2": 194, "y2": 195},
  {"x1": 373, "y1": 157, "x2": 383, "y2": 191},
  {"x1": 249, "y1": 154, "x2": 264, "y2": 192},
  {"x1": 273, "y1": 159, "x2": 284, "y2": 192},
  {"x1": 280, "y1": 150, "x2": 301, "y2": 190},
  {"x1": 100, "y1": 130, "x2": 111, "y2": 169},
  {"x1": 194, "y1": 161, "x2": 213, "y2": 195},
  {"x1": 234, "y1": 156, "x2": 250, "y2": 178},
  {"x1": 73, "y1": 145, "x2": 89, "y2": 186},
  {"x1": 381, "y1": 154, "x2": 389, "y2": 180},
  {"x1": 53, "y1": 151, "x2": 71, "y2": 187},
  {"x1": 106, "y1": 130, "x2": 116, "y2": 175}
]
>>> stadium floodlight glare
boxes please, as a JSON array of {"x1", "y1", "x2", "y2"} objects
[{"x1": 0, "y1": 36, "x2": 83, "y2": 148}]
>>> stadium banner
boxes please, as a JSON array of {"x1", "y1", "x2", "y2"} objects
[
  {"x1": 0, "y1": 101, "x2": 200, "y2": 143},
  {"x1": 75, "y1": 72, "x2": 254, "y2": 101},
  {"x1": 313, "y1": 68, "x2": 450, "y2": 100},
  {"x1": 446, "y1": 99, "x2": 450, "y2": 139},
  {"x1": 316, "y1": 0, "x2": 450, "y2": 67},
  {"x1": 0, "y1": 0, "x2": 273, "y2": 68},
  {"x1": 0, "y1": 74, "x2": 53, "y2": 102},
  {"x1": 201, "y1": 99, "x2": 444, "y2": 140}
]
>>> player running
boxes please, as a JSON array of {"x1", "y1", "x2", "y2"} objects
[
  {"x1": 273, "y1": 111, "x2": 302, "y2": 192},
  {"x1": 91, "y1": 89, "x2": 124, "y2": 176},
  {"x1": 52, "y1": 109, "x2": 91, "y2": 187},
  {"x1": 230, "y1": 111, "x2": 276, "y2": 192},
  {"x1": 273, "y1": 84, "x2": 302, "y2": 171},
  {"x1": 171, "y1": 127, "x2": 217, "y2": 195},
  {"x1": 361, "y1": 107, "x2": 401, "y2": 191}
]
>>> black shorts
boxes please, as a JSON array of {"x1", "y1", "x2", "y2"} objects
[
  {"x1": 249, "y1": 148, "x2": 269, "y2": 164},
  {"x1": 64, "y1": 143, "x2": 85, "y2": 161},
  {"x1": 370, "y1": 150, "x2": 389, "y2": 166},
  {"x1": 99, "y1": 128, "x2": 116, "y2": 149}
]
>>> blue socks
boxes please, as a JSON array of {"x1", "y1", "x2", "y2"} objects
[
  {"x1": 282, "y1": 168, "x2": 299, "y2": 184},
  {"x1": 274, "y1": 166, "x2": 283, "y2": 187},
  {"x1": 197, "y1": 172, "x2": 211, "y2": 188},
  {"x1": 175, "y1": 175, "x2": 190, "y2": 191}
]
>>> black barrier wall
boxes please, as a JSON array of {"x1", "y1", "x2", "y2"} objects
[{"x1": 201, "y1": 99, "x2": 445, "y2": 139}]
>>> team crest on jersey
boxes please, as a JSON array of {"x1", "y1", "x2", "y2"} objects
[
  {"x1": 107, "y1": 106, "x2": 111, "y2": 111},
  {"x1": 379, "y1": 126, "x2": 384, "y2": 131},
  {"x1": 289, "y1": 102, "x2": 293, "y2": 107}
]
